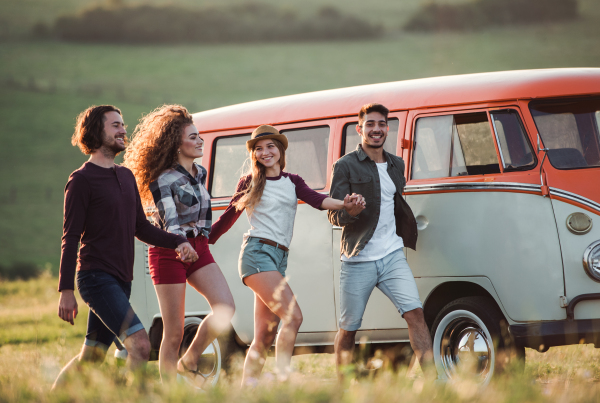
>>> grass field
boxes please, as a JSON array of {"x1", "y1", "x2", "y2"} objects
[{"x1": 2, "y1": 276, "x2": 600, "y2": 402}]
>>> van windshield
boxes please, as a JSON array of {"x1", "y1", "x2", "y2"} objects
[{"x1": 530, "y1": 97, "x2": 600, "y2": 169}]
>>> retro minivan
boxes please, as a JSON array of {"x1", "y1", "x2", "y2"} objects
[{"x1": 127, "y1": 68, "x2": 600, "y2": 384}]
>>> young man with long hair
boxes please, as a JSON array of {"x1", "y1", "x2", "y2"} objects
[
  {"x1": 124, "y1": 104, "x2": 235, "y2": 386},
  {"x1": 54, "y1": 105, "x2": 197, "y2": 389},
  {"x1": 208, "y1": 124, "x2": 365, "y2": 386}
]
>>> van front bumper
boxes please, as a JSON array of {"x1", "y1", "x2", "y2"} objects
[{"x1": 509, "y1": 319, "x2": 600, "y2": 351}]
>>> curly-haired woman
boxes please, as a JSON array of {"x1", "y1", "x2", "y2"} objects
[
  {"x1": 124, "y1": 105, "x2": 235, "y2": 385},
  {"x1": 209, "y1": 125, "x2": 365, "y2": 386}
]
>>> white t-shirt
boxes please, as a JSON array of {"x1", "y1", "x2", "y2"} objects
[{"x1": 342, "y1": 162, "x2": 404, "y2": 262}]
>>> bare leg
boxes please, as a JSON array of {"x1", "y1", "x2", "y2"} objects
[
  {"x1": 242, "y1": 293, "x2": 280, "y2": 386},
  {"x1": 178, "y1": 263, "x2": 235, "y2": 373},
  {"x1": 123, "y1": 328, "x2": 152, "y2": 370},
  {"x1": 51, "y1": 344, "x2": 106, "y2": 390},
  {"x1": 403, "y1": 308, "x2": 435, "y2": 378},
  {"x1": 243, "y1": 272, "x2": 303, "y2": 384},
  {"x1": 334, "y1": 329, "x2": 357, "y2": 381},
  {"x1": 154, "y1": 283, "x2": 186, "y2": 381}
]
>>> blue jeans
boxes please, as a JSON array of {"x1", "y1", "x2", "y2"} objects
[
  {"x1": 77, "y1": 269, "x2": 144, "y2": 351},
  {"x1": 339, "y1": 248, "x2": 422, "y2": 331}
]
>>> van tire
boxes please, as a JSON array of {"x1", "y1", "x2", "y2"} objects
[
  {"x1": 431, "y1": 296, "x2": 524, "y2": 385},
  {"x1": 178, "y1": 317, "x2": 244, "y2": 386}
]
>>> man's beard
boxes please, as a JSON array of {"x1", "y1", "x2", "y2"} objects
[
  {"x1": 100, "y1": 134, "x2": 126, "y2": 159},
  {"x1": 364, "y1": 142, "x2": 385, "y2": 149},
  {"x1": 364, "y1": 134, "x2": 386, "y2": 149}
]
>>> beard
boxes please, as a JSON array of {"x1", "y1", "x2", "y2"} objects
[
  {"x1": 364, "y1": 133, "x2": 386, "y2": 149},
  {"x1": 100, "y1": 132, "x2": 127, "y2": 158}
]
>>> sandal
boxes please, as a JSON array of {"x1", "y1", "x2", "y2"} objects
[{"x1": 178, "y1": 360, "x2": 208, "y2": 389}]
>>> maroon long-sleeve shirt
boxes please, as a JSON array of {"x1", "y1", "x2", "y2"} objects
[{"x1": 59, "y1": 162, "x2": 187, "y2": 291}]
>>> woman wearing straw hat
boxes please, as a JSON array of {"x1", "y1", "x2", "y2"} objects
[
  {"x1": 124, "y1": 105, "x2": 235, "y2": 386},
  {"x1": 209, "y1": 124, "x2": 365, "y2": 386}
]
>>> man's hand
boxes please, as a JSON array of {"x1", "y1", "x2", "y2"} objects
[
  {"x1": 58, "y1": 290, "x2": 78, "y2": 325},
  {"x1": 176, "y1": 242, "x2": 198, "y2": 263},
  {"x1": 344, "y1": 193, "x2": 366, "y2": 217}
]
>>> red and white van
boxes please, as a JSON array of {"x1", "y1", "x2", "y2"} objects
[{"x1": 130, "y1": 68, "x2": 600, "y2": 384}]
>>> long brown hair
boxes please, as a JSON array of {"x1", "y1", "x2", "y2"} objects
[
  {"x1": 233, "y1": 138, "x2": 286, "y2": 215},
  {"x1": 123, "y1": 104, "x2": 194, "y2": 207}
]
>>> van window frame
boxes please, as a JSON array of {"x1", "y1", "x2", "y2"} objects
[
  {"x1": 208, "y1": 132, "x2": 251, "y2": 198},
  {"x1": 407, "y1": 108, "x2": 506, "y2": 181},
  {"x1": 279, "y1": 124, "x2": 332, "y2": 191},
  {"x1": 529, "y1": 95, "x2": 600, "y2": 171},
  {"x1": 489, "y1": 108, "x2": 538, "y2": 172}
]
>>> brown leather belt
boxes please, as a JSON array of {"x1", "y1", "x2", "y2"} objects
[{"x1": 258, "y1": 238, "x2": 289, "y2": 252}]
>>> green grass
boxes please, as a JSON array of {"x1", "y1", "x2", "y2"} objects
[
  {"x1": 0, "y1": 0, "x2": 425, "y2": 38},
  {"x1": 3, "y1": 274, "x2": 600, "y2": 401}
]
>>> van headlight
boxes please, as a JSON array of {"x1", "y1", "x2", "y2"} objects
[{"x1": 583, "y1": 240, "x2": 600, "y2": 282}]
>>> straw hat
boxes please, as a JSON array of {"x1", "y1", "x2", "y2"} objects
[{"x1": 246, "y1": 125, "x2": 288, "y2": 152}]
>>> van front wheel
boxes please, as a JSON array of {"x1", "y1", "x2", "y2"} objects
[{"x1": 431, "y1": 297, "x2": 524, "y2": 385}]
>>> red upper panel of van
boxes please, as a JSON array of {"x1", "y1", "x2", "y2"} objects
[{"x1": 192, "y1": 68, "x2": 600, "y2": 133}]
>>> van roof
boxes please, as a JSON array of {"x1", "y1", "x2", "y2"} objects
[{"x1": 193, "y1": 68, "x2": 600, "y2": 133}]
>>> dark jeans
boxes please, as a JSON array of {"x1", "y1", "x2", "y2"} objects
[{"x1": 77, "y1": 269, "x2": 144, "y2": 351}]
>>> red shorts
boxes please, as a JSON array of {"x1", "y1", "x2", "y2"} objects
[{"x1": 148, "y1": 235, "x2": 216, "y2": 285}]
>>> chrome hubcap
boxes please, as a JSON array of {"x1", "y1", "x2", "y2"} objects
[{"x1": 438, "y1": 314, "x2": 493, "y2": 381}]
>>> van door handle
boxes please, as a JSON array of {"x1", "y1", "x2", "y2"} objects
[{"x1": 332, "y1": 226, "x2": 342, "y2": 230}]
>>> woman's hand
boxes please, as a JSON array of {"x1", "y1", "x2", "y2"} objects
[
  {"x1": 175, "y1": 242, "x2": 199, "y2": 263},
  {"x1": 343, "y1": 193, "x2": 366, "y2": 217}
]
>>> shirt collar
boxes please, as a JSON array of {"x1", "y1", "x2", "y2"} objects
[
  {"x1": 355, "y1": 144, "x2": 395, "y2": 167},
  {"x1": 174, "y1": 163, "x2": 200, "y2": 185}
]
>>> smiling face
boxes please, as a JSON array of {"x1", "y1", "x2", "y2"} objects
[
  {"x1": 253, "y1": 138, "x2": 281, "y2": 170},
  {"x1": 101, "y1": 111, "x2": 127, "y2": 153},
  {"x1": 178, "y1": 124, "x2": 203, "y2": 160},
  {"x1": 357, "y1": 111, "x2": 388, "y2": 149}
]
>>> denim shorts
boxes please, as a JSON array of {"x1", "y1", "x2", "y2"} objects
[
  {"x1": 238, "y1": 237, "x2": 288, "y2": 284},
  {"x1": 339, "y1": 248, "x2": 422, "y2": 332},
  {"x1": 76, "y1": 269, "x2": 144, "y2": 351}
]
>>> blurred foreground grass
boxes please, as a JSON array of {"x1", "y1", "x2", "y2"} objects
[{"x1": 2, "y1": 277, "x2": 600, "y2": 402}]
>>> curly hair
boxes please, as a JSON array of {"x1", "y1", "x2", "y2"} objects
[
  {"x1": 72, "y1": 105, "x2": 122, "y2": 154},
  {"x1": 233, "y1": 138, "x2": 286, "y2": 215},
  {"x1": 123, "y1": 104, "x2": 194, "y2": 207}
]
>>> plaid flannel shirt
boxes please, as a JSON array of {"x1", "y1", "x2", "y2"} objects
[{"x1": 148, "y1": 163, "x2": 212, "y2": 238}]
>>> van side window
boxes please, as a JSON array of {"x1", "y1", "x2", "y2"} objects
[
  {"x1": 281, "y1": 126, "x2": 330, "y2": 190},
  {"x1": 211, "y1": 134, "x2": 250, "y2": 198},
  {"x1": 343, "y1": 118, "x2": 399, "y2": 156},
  {"x1": 411, "y1": 112, "x2": 501, "y2": 180},
  {"x1": 490, "y1": 110, "x2": 536, "y2": 171},
  {"x1": 530, "y1": 97, "x2": 600, "y2": 169}
]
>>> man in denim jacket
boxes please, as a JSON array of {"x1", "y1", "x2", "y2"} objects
[{"x1": 328, "y1": 103, "x2": 434, "y2": 378}]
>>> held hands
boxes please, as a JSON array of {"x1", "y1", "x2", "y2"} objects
[
  {"x1": 175, "y1": 242, "x2": 199, "y2": 263},
  {"x1": 58, "y1": 290, "x2": 78, "y2": 325},
  {"x1": 343, "y1": 193, "x2": 366, "y2": 217}
]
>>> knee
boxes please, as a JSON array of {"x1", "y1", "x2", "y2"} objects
[
  {"x1": 338, "y1": 329, "x2": 357, "y2": 345},
  {"x1": 286, "y1": 307, "x2": 303, "y2": 330},
  {"x1": 130, "y1": 337, "x2": 151, "y2": 361},
  {"x1": 216, "y1": 301, "x2": 236, "y2": 324},
  {"x1": 403, "y1": 308, "x2": 426, "y2": 326},
  {"x1": 161, "y1": 329, "x2": 184, "y2": 350}
]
